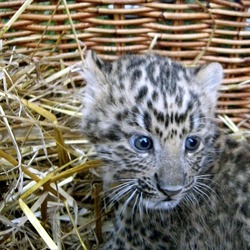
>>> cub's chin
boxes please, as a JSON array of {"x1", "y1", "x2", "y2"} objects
[{"x1": 142, "y1": 198, "x2": 180, "y2": 211}]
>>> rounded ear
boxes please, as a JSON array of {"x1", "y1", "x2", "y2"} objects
[
  {"x1": 79, "y1": 50, "x2": 110, "y2": 102},
  {"x1": 74, "y1": 51, "x2": 108, "y2": 125},
  {"x1": 194, "y1": 62, "x2": 223, "y2": 105},
  {"x1": 85, "y1": 50, "x2": 105, "y2": 72},
  {"x1": 83, "y1": 50, "x2": 107, "y2": 86},
  {"x1": 195, "y1": 62, "x2": 223, "y2": 92}
]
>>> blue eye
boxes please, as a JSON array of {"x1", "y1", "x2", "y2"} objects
[
  {"x1": 185, "y1": 136, "x2": 201, "y2": 152},
  {"x1": 130, "y1": 135, "x2": 153, "y2": 152}
]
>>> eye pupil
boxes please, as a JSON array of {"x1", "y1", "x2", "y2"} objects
[
  {"x1": 138, "y1": 137, "x2": 150, "y2": 149},
  {"x1": 185, "y1": 136, "x2": 200, "y2": 151},
  {"x1": 130, "y1": 135, "x2": 153, "y2": 151}
]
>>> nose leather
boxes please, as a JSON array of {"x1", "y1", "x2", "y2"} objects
[
  {"x1": 156, "y1": 183, "x2": 183, "y2": 197},
  {"x1": 155, "y1": 173, "x2": 184, "y2": 197}
]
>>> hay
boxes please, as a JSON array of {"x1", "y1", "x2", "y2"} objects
[{"x1": 0, "y1": 40, "x2": 104, "y2": 249}]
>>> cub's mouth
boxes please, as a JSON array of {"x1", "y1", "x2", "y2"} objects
[
  {"x1": 139, "y1": 181, "x2": 197, "y2": 211},
  {"x1": 142, "y1": 197, "x2": 180, "y2": 210},
  {"x1": 138, "y1": 189, "x2": 182, "y2": 210}
]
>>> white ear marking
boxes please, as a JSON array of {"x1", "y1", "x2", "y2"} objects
[
  {"x1": 82, "y1": 50, "x2": 108, "y2": 88},
  {"x1": 196, "y1": 62, "x2": 223, "y2": 92},
  {"x1": 85, "y1": 50, "x2": 97, "y2": 71}
]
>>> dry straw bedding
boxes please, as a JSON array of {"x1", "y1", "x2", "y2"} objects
[
  {"x1": 0, "y1": 44, "x2": 101, "y2": 249},
  {"x1": 0, "y1": 0, "x2": 250, "y2": 249}
]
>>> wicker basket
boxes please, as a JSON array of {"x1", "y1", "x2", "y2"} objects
[
  {"x1": 0, "y1": 1, "x2": 249, "y2": 249},
  {"x1": 1, "y1": 0, "x2": 250, "y2": 128}
]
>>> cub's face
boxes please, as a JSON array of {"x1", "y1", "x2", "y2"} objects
[{"x1": 81, "y1": 51, "x2": 223, "y2": 210}]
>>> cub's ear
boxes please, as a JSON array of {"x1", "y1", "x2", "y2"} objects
[
  {"x1": 85, "y1": 50, "x2": 105, "y2": 73},
  {"x1": 194, "y1": 62, "x2": 223, "y2": 104},
  {"x1": 79, "y1": 50, "x2": 111, "y2": 104},
  {"x1": 195, "y1": 62, "x2": 223, "y2": 93},
  {"x1": 82, "y1": 50, "x2": 107, "y2": 87}
]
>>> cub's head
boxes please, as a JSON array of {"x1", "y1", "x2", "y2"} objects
[{"x1": 80, "y1": 51, "x2": 223, "y2": 210}]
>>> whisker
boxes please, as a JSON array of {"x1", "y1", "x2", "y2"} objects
[
  {"x1": 182, "y1": 192, "x2": 197, "y2": 209},
  {"x1": 139, "y1": 192, "x2": 144, "y2": 223},
  {"x1": 196, "y1": 173, "x2": 213, "y2": 178},
  {"x1": 102, "y1": 183, "x2": 132, "y2": 204},
  {"x1": 195, "y1": 175, "x2": 220, "y2": 187},
  {"x1": 193, "y1": 185, "x2": 210, "y2": 199},
  {"x1": 118, "y1": 178, "x2": 139, "y2": 182},
  {"x1": 100, "y1": 182, "x2": 132, "y2": 197},
  {"x1": 120, "y1": 189, "x2": 137, "y2": 216},
  {"x1": 132, "y1": 191, "x2": 139, "y2": 224},
  {"x1": 195, "y1": 182, "x2": 215, "y2": 194},
  {"x1": 108, "y1": 184, "x2": 136, "y2": 204},
  {"x1": 103, "y1": 182, "x2": 136, "y2": 210},
  {"x1": 188, "y1": 191, "x2": 199, "y2": 206},
  {"x1": 192, "y1": 186, "x2": 212, "y2": 208}
]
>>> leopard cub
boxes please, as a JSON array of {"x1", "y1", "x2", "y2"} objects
[{"x1": 80, "y1": 51, "x2": 250, "y2": 250}]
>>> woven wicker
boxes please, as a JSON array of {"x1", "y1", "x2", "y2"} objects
[
  {"x1": 0, "y1": 1, "x2": 249, "y2": 249},
  {"x1": 1, "y1": 0, "x2": 250, "y2": 128}
]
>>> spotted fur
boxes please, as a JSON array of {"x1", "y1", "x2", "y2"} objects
[{"x1": 80, "y1": 51, "x2": 250, "y2": 249}]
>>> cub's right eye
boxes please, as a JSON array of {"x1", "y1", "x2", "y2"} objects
[{"x1": 129, "y1": 135, "x2": 153, "y2": 152}]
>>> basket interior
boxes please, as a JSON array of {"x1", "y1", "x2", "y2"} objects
[{"x1": 0, "y1": 1, "x2": 249, "y2": 249}]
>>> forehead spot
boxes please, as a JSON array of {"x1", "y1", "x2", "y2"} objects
[
  {"x1": 130, "y1": 69, "x2": 142, "y2": 90},
  {"x1": 143, "y1": 111, "x2": 152, "y2": 132},
  {"x1": 135, "y1": 85, "x2": 148, "y2": 103},
  {"x1": 152, "y1": 90, "x2": 159, "y2": 102}
]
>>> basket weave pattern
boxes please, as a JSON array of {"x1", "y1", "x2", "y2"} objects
[
  {"x1": 0, "y1": 1, "x2": 249, "y2": 249},
  {"x1": 1, "y1": 0, "x2": 250, "y2": 128}
]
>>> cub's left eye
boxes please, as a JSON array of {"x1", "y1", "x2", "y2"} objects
[
  {"x1": 130, "y1": 135, "x2": 153, "y2": 152},
  {"x1": 185, "y1": 136, "x2": 201, "y2": 152}
]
